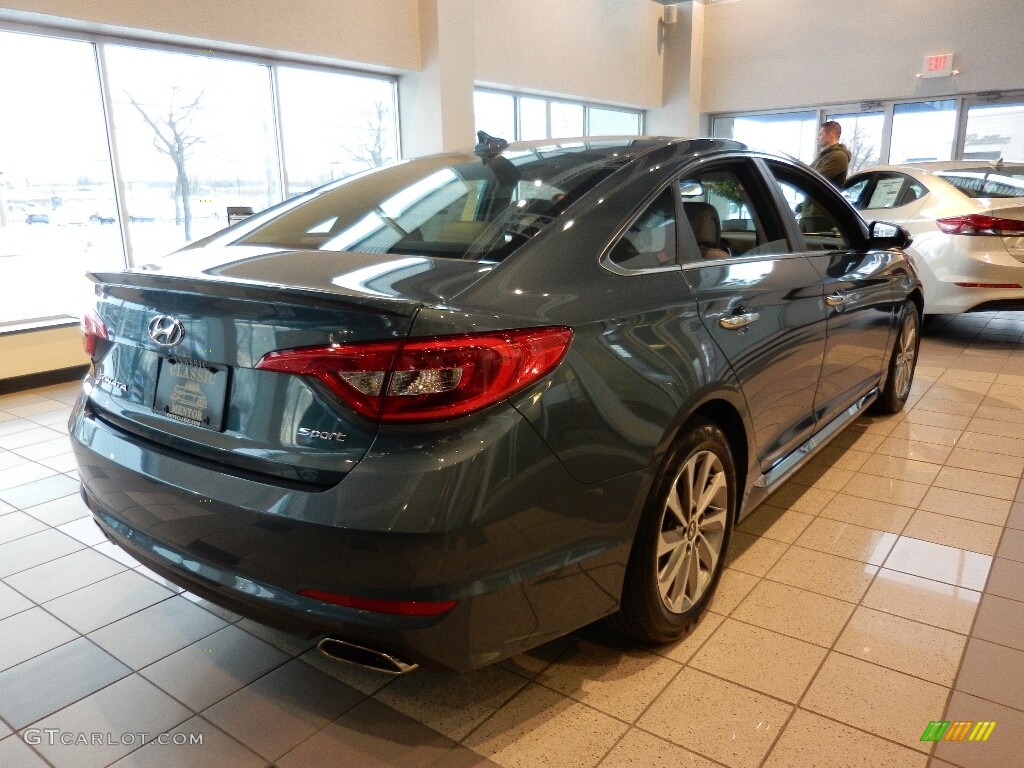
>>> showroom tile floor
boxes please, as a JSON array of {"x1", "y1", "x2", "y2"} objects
[{"x1": 1, "y1": 311, "x2": 1023, "y2": 768}]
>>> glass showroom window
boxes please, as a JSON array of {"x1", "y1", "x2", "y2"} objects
[
  {"x1": 826, "y1": 111, "x2": 884, "y2": 174},
  {"x1": 518, "y1": 97, "x2": 548, "y2": 141},
  {"x1": 104, "y1": 45, "x2": 282, "y2": 261},
  {"x1": 589, "y1": 107, "x2": 642, "y2": 136},
  {"x1": 277, "y1": 67, "x2": 398, "y2": 197},
  {"x1": 713, "y1": 111, "x2": 819, "y2": 164},
  {"x1": 0, "y1": 30, "x2": 122, "y2": 327},
  {"x1": 889, "y1": 100, "x2": 958, "y2": 164},
  {"x1": 474, "y1": 91, "x2": 516, "y2": 144},
  {"x1": 963, "y1": 102, "x2": 1024, "y2": 162},
  {"x1": 550, "y1": 101, "x2": 584, "y2": 139}
]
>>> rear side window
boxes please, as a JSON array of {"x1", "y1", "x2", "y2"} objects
[
  {"x1": 863, "y1": 173, "x2": 927, "y2": 209},
  {"x1": 607, "y1": 187, "x2": 677, "y2": 270}
]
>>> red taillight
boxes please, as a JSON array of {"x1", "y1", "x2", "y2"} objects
[
  {"x1": 297, "y1": 588, "x2": 457, "y2": 616},
  {"x1": 256, "y1": 326, "x2": 572, "y2": 423},
  {"x1": 936, "y1": 214, "x2": 1024, "y2": 236},
  {"x1": 81, "y1": 310, "x2": 108, "y2": 357}
]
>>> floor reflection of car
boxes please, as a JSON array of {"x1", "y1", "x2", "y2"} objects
[
  {"x1": 169, "y1": 380, "x2": 208, "y2": 411},
  {"x1": 25, "y1": 213, "x2": 50, "y2": 224},
  {"x1": 844, "y1": 160, "x2": 1024, "y2": 315},
  {"x1": 71, "y1": 136, "x2": 922, "y2": 673}
]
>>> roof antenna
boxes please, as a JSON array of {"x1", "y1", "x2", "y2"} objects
[{"x1": 474, "y1": 131, "x2": 509, "y2": 161}]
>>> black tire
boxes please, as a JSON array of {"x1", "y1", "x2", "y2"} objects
[
  {"x1": 608, "y1": 418, "x2": 736, "y2": 643},
  {"x1": 874, "y1": 299, "x2": 920, "y2": 414}
]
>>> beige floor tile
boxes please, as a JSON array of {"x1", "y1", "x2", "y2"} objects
[
  {"x1": 598, "y1": 728, "x2": 719, "y2": 768},
  {"x1": 933, "y1": 691, "x2": 1024, "y2": 768},
  {"x1": 835, "y1": 607, "x2": 967, "y2": 687},
  {"x1": 794, "y1": 517, "x2": 897, "y2": 566},
  {"x1": 848, "y1": 417, "x2": 901, "y2": 436},
  {"x1": 725, "y1": 531, "x2": 790, "y2": 577},
  {"x1": 766, "y1": 547, "x2": 878, "y2": 602},
  {"x1": 975, "y1": 404, "x2": 1024, "y2": 424},
  {"x1": 532, "y1": 633, "x2": 681, "y2": 723},
  {"x1": 463, "y1": 683, "x2": 628, "y2": 768},
  {"x1": 874, "y1": 436, "x2": 954, "y2": 464},
  {"x1": 840, "y1": 473, "x2": 930, "y2": 508},
  {"x1": 762, "y1": 709, "x2": 928, "y2": 768},
  {"x1": 985, "y1": 557, "x2": 1024, "y2": 602},
  {"x1": 858, "y1": 454, "x2": 941, "y2": 485},
  {"x1": 902, "y1": 510, "x2": 1003, "y2": 556},
  {"x1": 831, "y1": 430, "x2": 886, "y2": 453},
  {"x1": 737, "y1": 505, "x2": 814, "y2": 544},
  {"x1": 802, "y1": 653, "x2": 949, "y2": 753},
  {"x1": 861, "y1": 569, "x2": 981, "y2": 634},
  {"x1": 958, "y1": 430, "x2": 1024, "y2": 458},
  {"x1": 819, "y1": 493, "x2": 916, "y2": 535},
  {"x1": 954, "y1": 638, "x2": 1024, "y2": 711},
  {"x1": 932, "y1": 466, "x2": 1019, "y2": 501},
  {"x1": 656, "y1": 611, "x2": 724, "y2": 664},
  {"x1": 375, "y1": 665, "x2": 530, "y2": 741},
  {"x1": 968, "y1": 417, "x2": 1024, "y2": 441},
  {"x1": 807, "y1": 444, "x2": 872, "y2": 471},
  {"x1": 943, "y1": 447, "x2": 1024, "y2": 478},
  {"x1": 731, "y1": 579, "x2": 855, "y2": 647},
  {"x1": 690, "y1": 619, "x2": 826, "y2": 703},
  {"x1": 887, "y1": 423, "x2": 964, "y2": 448},
  {"x1": 788, "y1": 463, "x2": 855, "y2": 492},
  {"x1": 763, "y1": 483, "x2": 836, "y2": 515},
  {"x1": 637, "y1": 668, "x2": 791, "y2": 768},
  {"x1": 924, "y1": 384, "x2": 987, "y2": 404},
  {"x1": 883, "y1": 536, "x2": 992, "y2": 591},
  {"x1": 970, "y1": 593, "x2": 1024, "y2": 653},
  {"x1": 911, "y1": 396, "x2": 978, "y2": 418},
  {"x1": 939, "y1": 368, "x2": 997, "y2": 384},
  {"x1": 918, "y1": 486, "x2": 1011, "y2": 527},
  {"x1": 902, "y1": 409, "x2": 971, "y2": 431},
  {"x1": 708, "y1": 568, "x2": 760, "y2": 616}
]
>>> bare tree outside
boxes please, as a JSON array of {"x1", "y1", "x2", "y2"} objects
[
  {"x1": 126, "y1": 86, "x2": 205, "y2": 240},
  {"x1": 342, "y1": 99, "x2": 396, "y2": 171},
  {"x1": 845, "y1": 121, "x2": 880, "y2": 174}
]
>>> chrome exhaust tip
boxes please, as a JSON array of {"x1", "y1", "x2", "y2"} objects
[{"x1": 317, "y1": 636, "x2": 418, "y2": 675}]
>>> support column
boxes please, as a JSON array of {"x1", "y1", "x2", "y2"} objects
[
  {"x1": 645, "y1": 1, "x2": 705, "y2": 138},
  {"x1": 398, "y1": 0, "x2": 476, "y2": 158}
]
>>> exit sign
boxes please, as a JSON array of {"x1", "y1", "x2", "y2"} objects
[{"x1": 921, "y1": 53, "x2": 954, "y2": 78}]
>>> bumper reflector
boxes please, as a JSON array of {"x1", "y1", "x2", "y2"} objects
[{"x1": 298, "y1": 589, "x2": 458, "y2": 616}]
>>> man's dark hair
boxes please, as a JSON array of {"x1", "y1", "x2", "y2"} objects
[{"x1": 821, "y1": 120, "x2": 842, "y2": 139}]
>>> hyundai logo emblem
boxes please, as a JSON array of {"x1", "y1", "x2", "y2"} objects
[{"x1": 148, "y1": 315, "x2": 186, "y2": 347}]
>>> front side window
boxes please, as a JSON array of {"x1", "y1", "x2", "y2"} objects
[{"x1": 766, "y1": 164, "x2": 857, "y2": 251}]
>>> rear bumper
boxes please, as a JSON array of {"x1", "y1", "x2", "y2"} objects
[{"x1": 71, "y1": 396, "x2": 650, "y2": 670}]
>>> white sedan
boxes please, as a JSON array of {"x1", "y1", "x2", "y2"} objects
[{"x1": 842, "y1": 161, "x2": 1024, "y2": 315}]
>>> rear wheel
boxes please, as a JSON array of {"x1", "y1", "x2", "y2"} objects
[
  {"x1": 608, "y1": 418, "x2": 735, "y2": 643},
  {"x1": 874, "y1": 300, "x2": 920, "y2": 414}
]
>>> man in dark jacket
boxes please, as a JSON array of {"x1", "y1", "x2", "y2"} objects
[{"x1": 812, "y1": 121, "x2": 852, "y2": 186}]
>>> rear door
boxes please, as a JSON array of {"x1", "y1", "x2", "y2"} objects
[
  {"x1": 763, "y1": 160, "x2": 901, "y2": 426},
  {"x1": 678, "y1": 157, "x2": 828, "y2": 472}
]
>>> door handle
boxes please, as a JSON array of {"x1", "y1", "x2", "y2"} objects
[
  {"x1": 718, "y1": 311, "x2": 761, "y2": 330},
  {"x1": 826, "y1": 291, "x2": 857, "y2": 307}
]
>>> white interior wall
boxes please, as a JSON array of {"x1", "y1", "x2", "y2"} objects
[
  {"x1": 700, "y1": 0, "x2": 1024, "y2": 115},
  {"x1": 473, "y1": 0, "x2": 664, "y2": 109},
  {"x1": 0, "y1": 0, "x2": 422, "y2": 71}
]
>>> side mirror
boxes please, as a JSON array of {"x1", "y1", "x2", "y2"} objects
[
  {"x1": 679, "y1": 181, "x2": 704, "y2": 198},
  {"x1": 868, "y1": 220, "x2": 912, "y2": 250}
]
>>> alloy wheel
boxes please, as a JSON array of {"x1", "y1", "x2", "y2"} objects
[
  {"x1": 893, "y1": 311, "x2": 918, "y2": 400},
  {"x1": 657, "y1": 449, "x2": 729, "y2": 613}
]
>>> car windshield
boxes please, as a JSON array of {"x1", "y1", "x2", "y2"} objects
[
  {"x1": 236, "y1": 141, "x2": 641, "y2": 261},
  {"x1": 935, "y1": 166, "x2": 1024, "y2": 198}
]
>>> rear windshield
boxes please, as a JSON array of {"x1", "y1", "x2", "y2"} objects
[
  {"x1": 236, "y1": 143, "x2": 633, "y2": 261},
  {"x1": 935, "y1": 167, "x2": 1024, "y2": 198}
]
